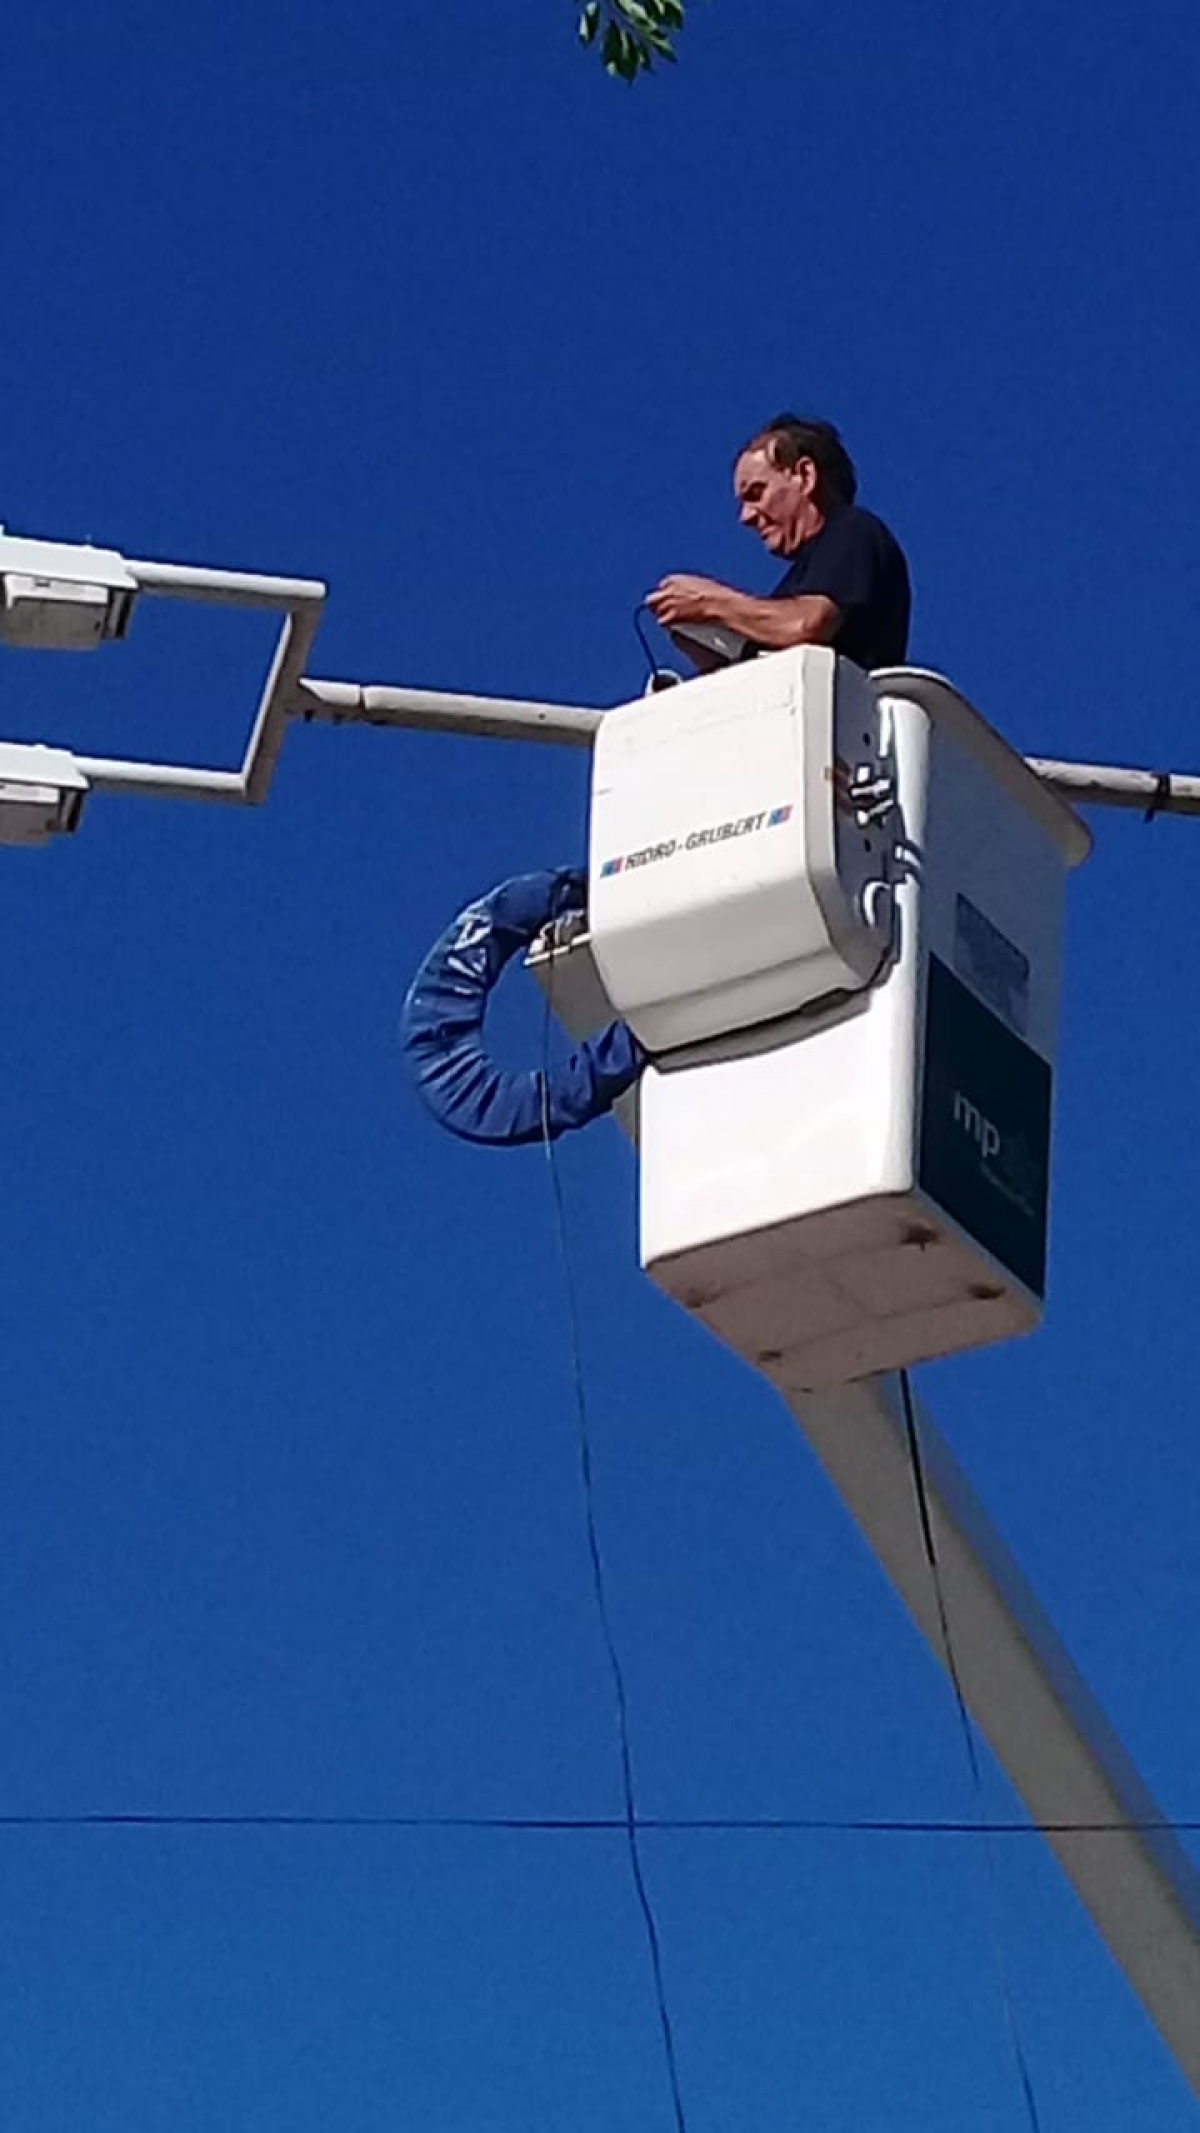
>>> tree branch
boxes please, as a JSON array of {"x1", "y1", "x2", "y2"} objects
[{"x1": 577, "y1": 0, "x2": 689, "y2": 81}]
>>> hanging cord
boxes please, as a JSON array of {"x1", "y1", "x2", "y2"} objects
[
  {"x1": 899, "y1": 1370, "x2": 1046, "y2": 2133},
  {"x1": 538, "y1": 942, "x2": 691, "y2": 2133},
  {"x1": 633, "y1": 602, "x2": 683, "y2": 694}
]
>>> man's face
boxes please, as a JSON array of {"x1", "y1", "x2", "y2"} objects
[{"x1": 733, "y1": 445, "x2": 818, "y2": 555}]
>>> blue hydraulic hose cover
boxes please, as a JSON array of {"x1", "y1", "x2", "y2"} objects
[{"x1": 401, "y1": 868, "x2": 646, "y2": 1145}]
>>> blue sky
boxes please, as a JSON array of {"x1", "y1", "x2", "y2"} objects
[{"x1": 2, "y1": 1, "x2": 1199, "y2": 2125}]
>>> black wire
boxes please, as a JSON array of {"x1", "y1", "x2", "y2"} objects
[
  {"x1": 632, "y1": 603, "x2": 680, "y2": 693},
  {"x1": 539, "y1": 945, "x2": 691, "y2": 2133},
  {"x1": 900, "y1": 1370, "x2": 1046, "y2": 2133},
  {"x1": 0, "y1": 1811, "x2": 1194, "y2": 1833},
  {"x1": 633, "y1": 602, "x2": 662, "y2": 683}
]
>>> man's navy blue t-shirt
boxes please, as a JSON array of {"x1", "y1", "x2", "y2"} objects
[{"x1": 766, "y1": 504, "x2": 911, "y2": 670}]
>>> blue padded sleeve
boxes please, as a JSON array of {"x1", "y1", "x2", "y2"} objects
[{"x1": 401, "y1": 868, "x2": 645, "y2": 1146}]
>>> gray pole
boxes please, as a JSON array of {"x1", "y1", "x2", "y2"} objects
[{"x1": 293, "y1": 675, "x2": 1200, "y2": 817}]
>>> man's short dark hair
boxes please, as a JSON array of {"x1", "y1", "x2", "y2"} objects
[{"x1": 737, "y1": 414, "x2": 858, "y2": 508}]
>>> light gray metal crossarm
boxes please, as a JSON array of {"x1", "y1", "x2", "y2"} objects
[
  {"x1": 76, "y1": 564, "x2": 325, "y2": 805},
  {"x1": 125, "y1": 559, "x2": 325, "y2": 614},
  {"x1": 293, "y1": 668, "x2": 1200, "y2": 817},
  {"x1": 1024, "y1": 758, "x2": 1200, "y2": 817},
  {"x1": 291, "y1": 677, "x2": 602, "y2": 747}
]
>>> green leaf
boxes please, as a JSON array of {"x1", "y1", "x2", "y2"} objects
[
  {"x1": 602, "y1": 19, "x2": 642, "y2": 76},
  {"x1": 582, "y1": 0, "x2": 690, "y2": 81}
]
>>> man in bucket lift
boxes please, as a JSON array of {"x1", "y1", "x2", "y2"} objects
[{"x1": 647, "y1": 414, "x2": 911, "y2": 674}]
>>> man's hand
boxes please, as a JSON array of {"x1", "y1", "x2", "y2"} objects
[
  {"x1": 647, "y1": 576, "x2": 842, "y2": 656},
  {"x1": 646, "y1": 574, "x2": 734, "y2": 628}
]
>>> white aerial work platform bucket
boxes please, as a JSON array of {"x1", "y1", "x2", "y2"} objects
[{"x1": 585, "y1": 648, "x2": 1091, "y2": 1389}]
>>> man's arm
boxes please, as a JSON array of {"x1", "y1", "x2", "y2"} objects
[{"x1": 647, "y1": 573, "x2": 840, "y2": 653}]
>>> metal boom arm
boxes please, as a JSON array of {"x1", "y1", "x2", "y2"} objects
[
  {"x1": 789, "y1": 1371, "x2": 1200, "y2": 2092},
  {"x1": 530, "y1": 924, "x2": 1200, "y2": 2103}
]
